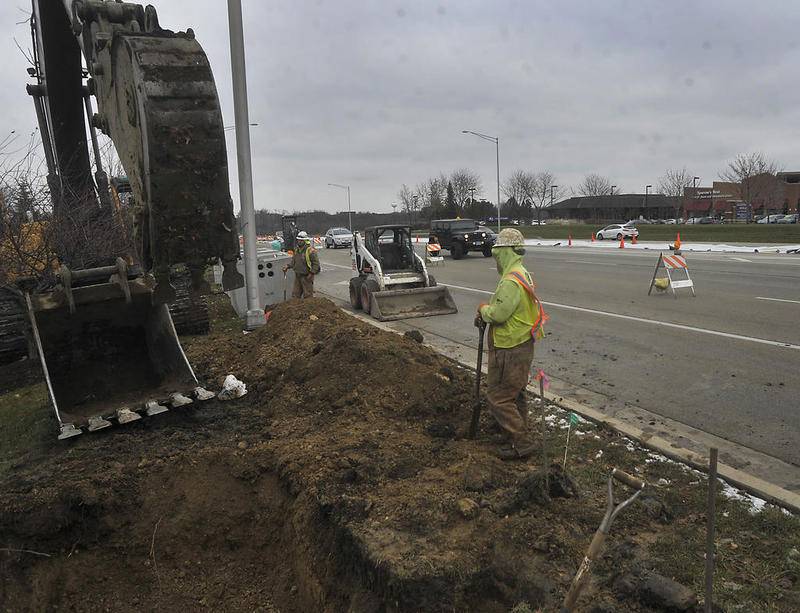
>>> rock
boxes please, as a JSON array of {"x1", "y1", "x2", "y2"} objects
[
  {"x1": 309, "y1": 315, "x2": 318, "y2": 321},
  {"x1": 457, "y1": 497, "x2": 480, "y2": 519},
  {"x1": 237, "y1": 441, "x2": 248, "y2": 450},
  {"x1": 463, "y1": 462, "x2": 494, "y2": 492},
  {"x1": 425, "y1": 422, "x2": 455, "y2": 439},
  {"x1": 638, "y1": 572, "x2": 697, "y2": 611},
  {"x1": 639, "y1": 494, "x2": 673, "y2": 523},
  {"x1": 403, "y1": 330, "x2": 424, "y2": 343}
]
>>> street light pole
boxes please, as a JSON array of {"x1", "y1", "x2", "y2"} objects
[
  {"x1": 549, "y1": 184, "x2": 558, "y2": 225},
  {"x1": 462, "y1": 130, "x2": 501, "y2": 233},
  {"x1": 609, "y1": 185, "x2": 616, "y2": 224},
  {"x1": 645, "y1": 184, "x2": 652, "y2": 219},
  {"x1": 692, "y1": 176, "x2": 700, "y2": 221},
  {"x1": 328, "y1": 183, "x2": 352, "y2": 232},
  {"x1": 227, "y1": 0, "x2": 264, "y2": 329}
]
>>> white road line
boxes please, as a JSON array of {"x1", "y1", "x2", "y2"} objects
[
  {"x1": 756, "y1": 297, "x2": 800, "y2": 305},
  {"x1": 566, "y1": 260, "x2": 618, "y2": 266},
  {"x1": 324, "y1": 263, "x2": 353, "y2": 270},
  {"x1": 731, "y1": 257, "x2": 752, "y2": 263},
  {"x1": 441, "y1": 282, "x2": 800, "y2": 350}
]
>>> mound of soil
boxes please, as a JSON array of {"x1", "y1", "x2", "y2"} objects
[{"x1": 3, "y1": 297, "x2": 772, "y2": 612}]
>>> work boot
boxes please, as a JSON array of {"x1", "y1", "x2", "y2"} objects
[{"x1": 496, "y1": 435, "x2": 537, "y2": 461}]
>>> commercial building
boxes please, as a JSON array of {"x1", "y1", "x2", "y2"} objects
[{"x1": 548, "y1": 193, "x2": 679, "y2": 222}]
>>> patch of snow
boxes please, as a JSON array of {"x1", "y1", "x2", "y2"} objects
[{"x1": 719, "y1": 480, "x2": 768, "y2": 514}]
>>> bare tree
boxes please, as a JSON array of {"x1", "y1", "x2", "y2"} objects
[
  {"x1": 575, "y1": 174, "x2": 613, "y2": 196},
  {"x1": 719, "y1": 152, "x2": 783, "y2": 214},
  {"x1": 450, "y1": 168, "x2": 482, "y2": 209},
  {"x1": 528, "y1": 171, "x2": 563, "y2": 224},
  {"x1": 502, "y1": 170, "x2": 535, "y2": 222},
  {"x1": 397, "y1": 183, "x2": 418, "y2": 222},
  {"x1": 658, "y1": 168, "x2": 694, "y2": 218}
]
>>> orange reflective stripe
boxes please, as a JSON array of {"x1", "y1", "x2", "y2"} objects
[{"x1": 505, "y1": 271, "x2": 549, "y2": 338}]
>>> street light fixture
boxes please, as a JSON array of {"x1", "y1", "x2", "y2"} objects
[
  {"x1": 328, "y1": 183, "x2": 352, "y2": 232},
  {"x1": 462, "y1": 130, "x2": 501, "y2": 232},
  {"x1": 645, "y1": 184, "x2": 652, "y2": 218}
]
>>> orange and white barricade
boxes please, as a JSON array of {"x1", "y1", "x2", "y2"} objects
[
  {"x1": 313, "y1": 236, "x2": 323, "y2": 248},
  {"x1": 648, "y1": 252, "x2": 695, "y2": 298},
  {"x1": 426, "y1": 242, "x2": 444, "y2": 266}
]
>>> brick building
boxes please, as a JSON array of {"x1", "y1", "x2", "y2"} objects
[{"x1": 683, "y1": 172, "x2": 800, "y2": 219}]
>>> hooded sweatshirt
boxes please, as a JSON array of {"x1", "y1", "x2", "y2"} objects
[{"x1": 479, "y1": 247, "x2": 539, "y2": 349}]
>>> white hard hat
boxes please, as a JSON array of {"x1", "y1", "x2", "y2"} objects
[
  {"x1": 296, "y1": 231, "x2": 310, "y2": 241},
  {"x1": 493, "y1": 228, "x2": 525, "y2": 248}
]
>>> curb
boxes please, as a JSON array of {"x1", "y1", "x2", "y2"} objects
[{"x1": 336, "y1": 302, "x2": 800, "y2": 515}]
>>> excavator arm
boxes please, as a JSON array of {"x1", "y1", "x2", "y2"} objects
[
  {"x1": 19, "y1": 1, "x2": 246, "y2": 439},
  {"x1": 28, "y1": 0, "x2": 243, "y2": 298}
]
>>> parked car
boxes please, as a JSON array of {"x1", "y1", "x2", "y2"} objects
[
  {"x1": 596, "y1": 224, "x2": 639, "y2": 240},
  {"x1": 757, "y1": 214, "x2": 785, "y2": 224},
  {"x1": 777, "y1": 214, "x2": 798, "y2": 224},
  {"x1": 664, "y1": 219, "x2": 677, "y2": 224},
  {"x1": 697, "y1": 216, "x2": 719, "y2": 224},
  {"x1": 430, "y1": 218, "x2": 496, "y2": 259},
  {"x1": 324, "y1": 227, "x2": 353, "y2": 248}
]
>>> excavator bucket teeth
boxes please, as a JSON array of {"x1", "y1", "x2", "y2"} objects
[
  {"x1": 87, "y1": 415, "x2": 112, "y2": 432},
  {"x1": 25, "y1": 275, "x2": 197, "y2": 436},
  {"x1": 58, "y1": 423, "x2": 82, "y2": 440},
  {"x1": 145, "y1": 401, "x2": 169, "y2": 417},
  {"x1": 169, "y1": 393, "x2": 193, "y2": 408},
  {"x1": 116, "y1": 408, "x2": 142, "y2": 425},
  {"x1": 369, "y1": 286, "x2": 458, "y2": 322}
]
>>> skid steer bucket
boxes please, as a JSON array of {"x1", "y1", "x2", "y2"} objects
[
  {"x1": 24, "y1": 262, "x2": 201, "y2": 438},
  {"x1": 369, "y1": 285, "x2": 458, "y2": 322}
]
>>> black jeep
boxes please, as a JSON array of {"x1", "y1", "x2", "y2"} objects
[{"x1": 430, "y1": 219, "x2": 495, "y2": 260}]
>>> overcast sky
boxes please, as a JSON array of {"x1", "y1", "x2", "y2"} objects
[{"x1": 1, "y1": 1, "x2": 798, "y2": 213}]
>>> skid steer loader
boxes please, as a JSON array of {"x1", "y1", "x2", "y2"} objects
[{"x1": 349, "y1": 225, "x2": 457, "y2": 321}]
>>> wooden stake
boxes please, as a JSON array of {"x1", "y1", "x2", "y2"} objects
[
  {"x1": 705, "y1": 448, "x2": 718, "y2": 613},
  {"x1": 540, "y1": 376, "x2": 548, "y2": 488}
]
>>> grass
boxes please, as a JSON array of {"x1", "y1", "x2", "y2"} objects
[{"x1": 513, "y1": 223, "x2": 800, "y2": 244}]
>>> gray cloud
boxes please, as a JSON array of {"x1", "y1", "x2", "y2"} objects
[{"x1": 2, "y1": 1, "x2": 798, "y2": 214}]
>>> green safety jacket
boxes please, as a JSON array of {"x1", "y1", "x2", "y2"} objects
[
  {"x1": 289, "y1": 244, "x2": 321, "y2": 275},
  {"x1": 479, "y1": 247, "x2": 545, "y2": 349}
]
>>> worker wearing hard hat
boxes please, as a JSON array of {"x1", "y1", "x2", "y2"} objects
[
  {"x1": 476, "y1": 228, "x2": 547, "y2": 460},
  {"x1": 283, "y1": 231, "x2": 321, "y2": 299}
]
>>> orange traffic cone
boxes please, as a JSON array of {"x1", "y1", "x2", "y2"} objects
[
  {"x1": 591, "y1": 232, "x2": 596, "y2": 242},
  {"x1": 619, "y1": 236, "x2": 625, "y2": 249},
  {"x1": 632, "y1": 234, "x2": 638, "y2": 245},
  {"x1": 568, "y1": 234, "x2": 572, "y2": 247},
  {"x1": 674, "y1": 233, "x2": 681, "y2": 249}
]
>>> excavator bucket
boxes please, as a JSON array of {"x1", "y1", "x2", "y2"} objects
[
  {"x1": 368, "y1": 286, "x2": 458, "y2": 322},
  {"x1": 23, "y1": 262, "x2": 206, "y2": 438}
]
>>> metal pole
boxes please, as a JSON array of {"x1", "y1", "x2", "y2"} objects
[
  {"x1": 496, "y1": 138, "x2": 501, "y2": 233},
  {"x1": 227, "y1": 0, "x2": 264, "y2": 329},
  {"x1": 347, "y1": 185, "x2": 352, "y2": 232},
  {"x1": 705, "y1": 448, "x2": 718, "y2": 613}
]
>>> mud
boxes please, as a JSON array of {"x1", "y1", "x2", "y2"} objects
[{"x1": 1, "y1": 297, "x2": 797, "y2": 612}]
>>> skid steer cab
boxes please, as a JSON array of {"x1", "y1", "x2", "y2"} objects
[{"x1": 349, "y1": 225, "x2": 458, "y2": 321}]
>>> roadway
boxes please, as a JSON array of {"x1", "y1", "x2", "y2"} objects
[{"x1": 314, "y1": 244, "x2": 800, "y2": 481}]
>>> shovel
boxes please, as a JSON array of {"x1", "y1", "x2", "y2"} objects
[
  {"x1": 468, "y1": 318, "x2": 487, "y2": 439},
  {"x1": 561, "y1": 468, "x2": 646, "y2": 612}
]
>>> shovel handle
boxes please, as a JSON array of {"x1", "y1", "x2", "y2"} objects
[
  {"x1": 468, "y1": 322, "x2": 486, "y2": 439},
  {"x1": 611, "y1": 469, "x2": 646, "y2": 491}
]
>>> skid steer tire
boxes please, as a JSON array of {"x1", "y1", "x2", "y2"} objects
[
  {"x1": 360, "y1": 279, "x2": 380, "y2": 315},
  {"x1": 483, "y1": 246, "x2": 493, "y2": 257},
  {"x1": 428, "y1": 274, "x2": 437, "y2": 287},
  {"x1": 451, "y1": 241, "x2": 465, "y2": 260},
  {"x1": 349, "y1": 277, "x2": 363, "y2": 310}
]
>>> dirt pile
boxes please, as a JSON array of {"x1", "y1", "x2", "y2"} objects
[{"x1": 2, "y1": 297, "x2": 798, "y2": 612}]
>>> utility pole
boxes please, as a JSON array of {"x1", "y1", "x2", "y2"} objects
[
  {"x1": 462, "y1": 130, "x2": 501, "y2": 233},
  {"x1": 227, "y1": 0, "x2": 264, "y2": 329}
]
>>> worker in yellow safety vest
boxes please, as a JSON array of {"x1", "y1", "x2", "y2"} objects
[
  {"x1": 476, "y1": 228, "x2": 547, "y2": 460},
  {"x1": 283, "y1": 231, "x2": 321, "y2": 298}
]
